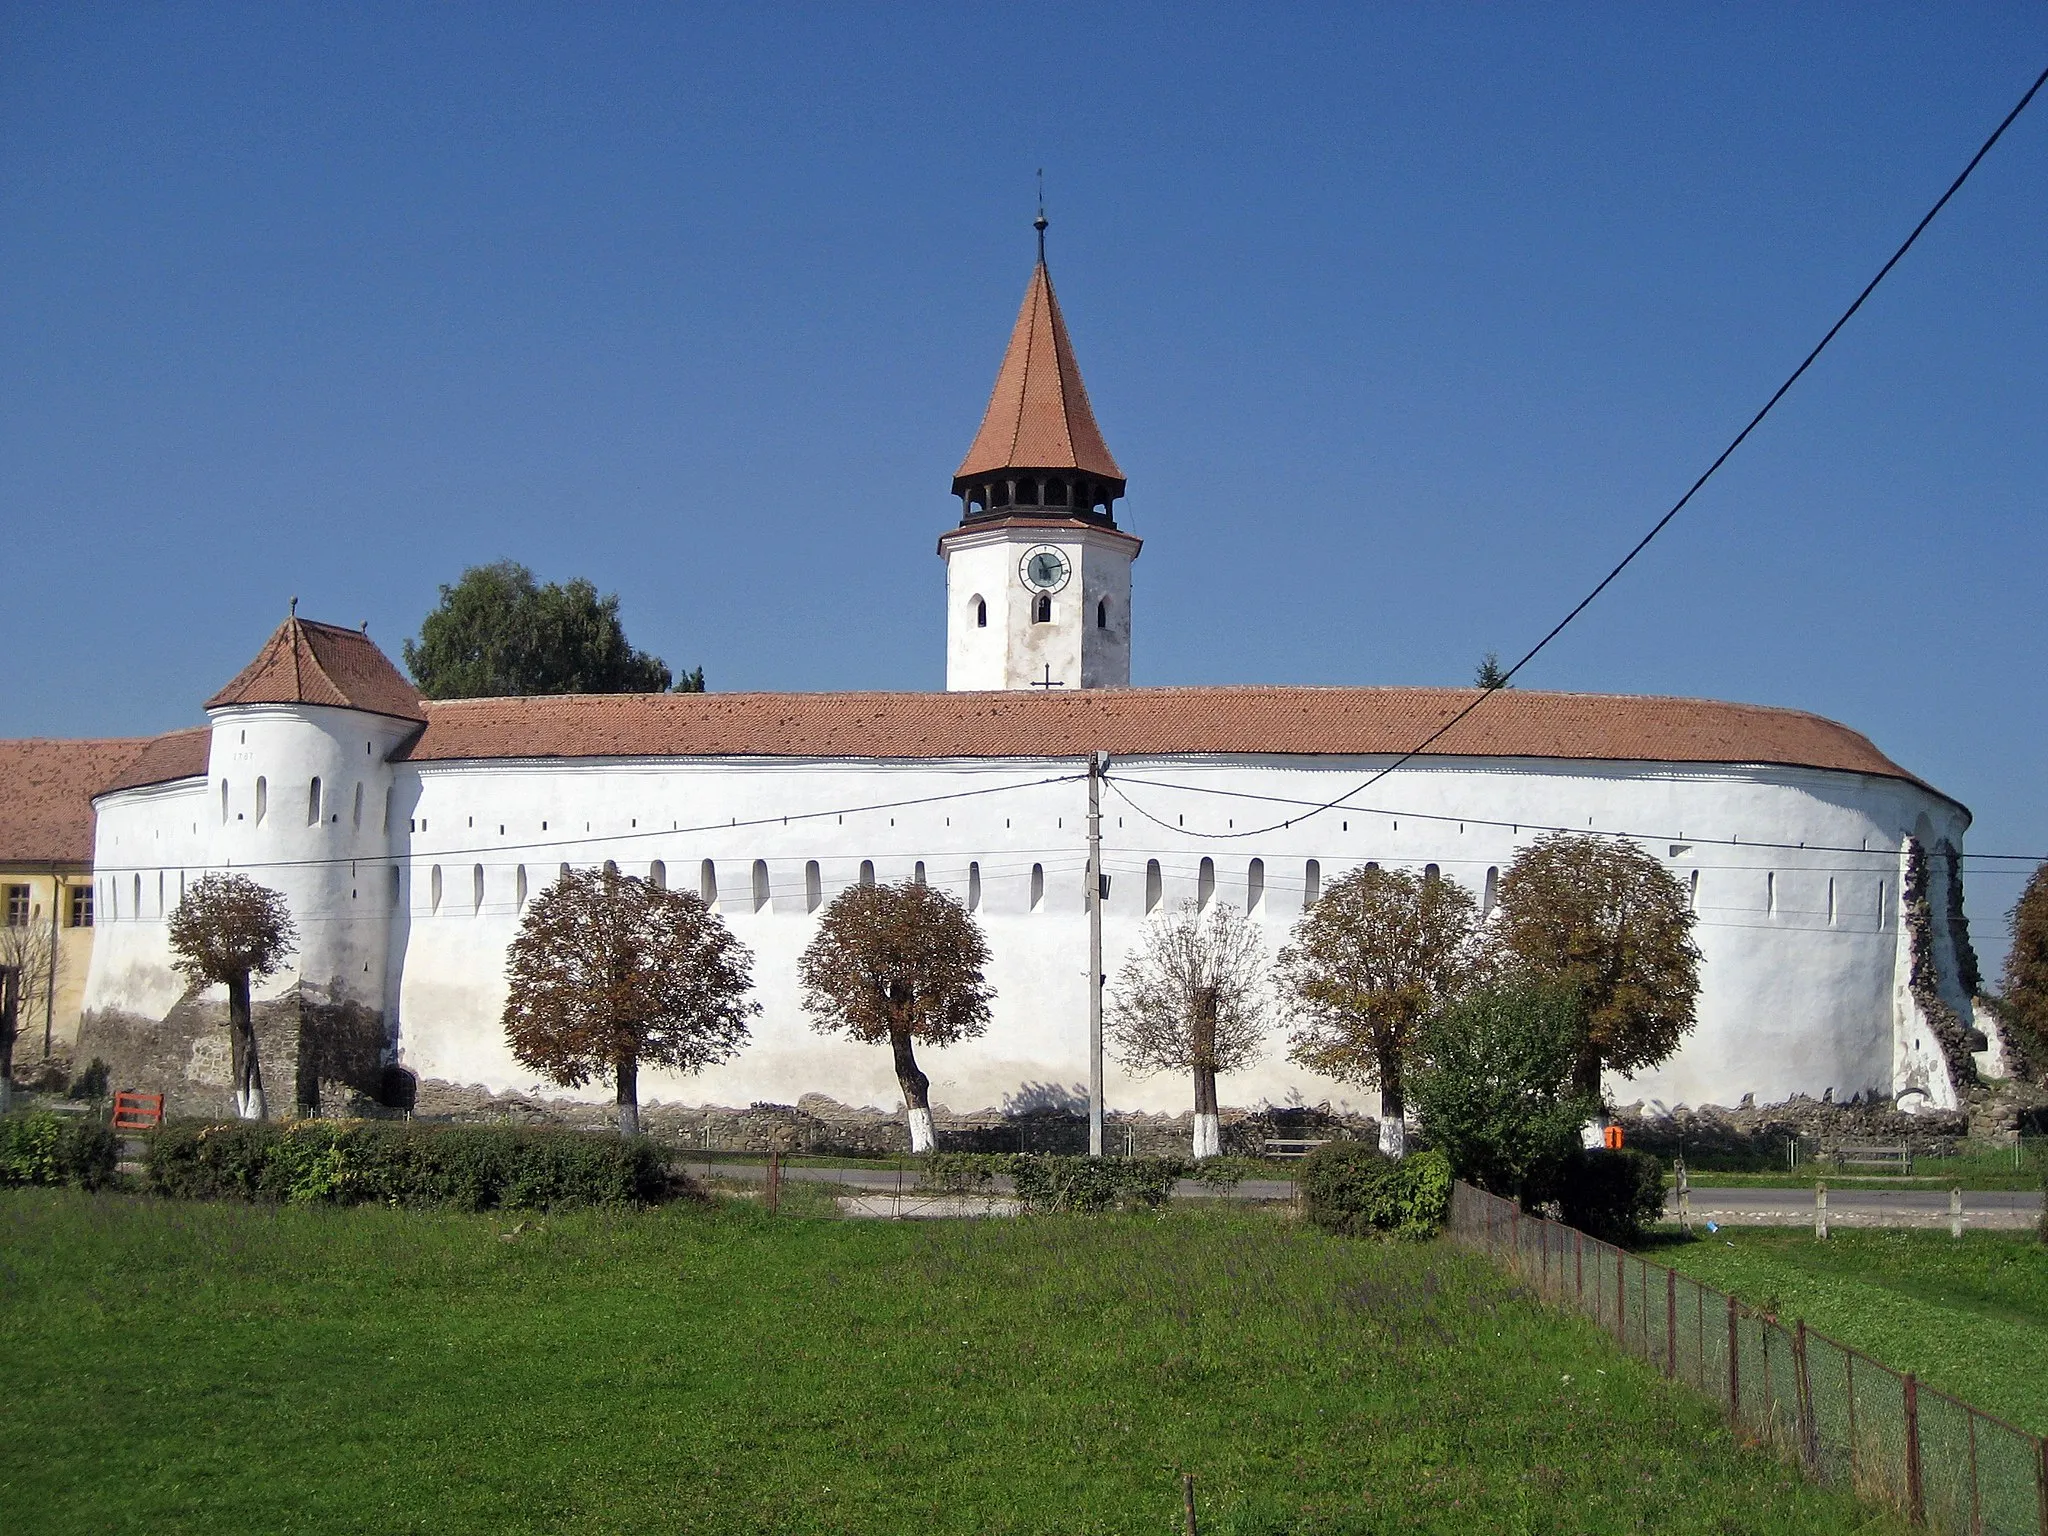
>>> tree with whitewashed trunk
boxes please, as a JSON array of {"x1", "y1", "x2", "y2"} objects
[
  {"x1": 1277, "y1": 864, "x2": 1479, "y2": 1158},
  {"x1": 503, "y1": 865, "x2": 757, "y2": 1136},
  {"x1": 799, "y1": 880, "x2": 992, "y2": 1154},
  {"x1": 1107, "y1": 901, "x2": 1267, "y2": 1160},
  {"x1": 167, "y1": 873, "x2": 298, "y2": 1121}
]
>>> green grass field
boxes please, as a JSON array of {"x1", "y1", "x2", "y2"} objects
[
  {"x1": 0, "y1": 1192, "x2": 1901, "y2": 1536},
  {"x1": 1659, "y1": 1227, "x2": 2048, "y2": 1435}
]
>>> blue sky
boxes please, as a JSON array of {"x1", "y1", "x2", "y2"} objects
[{"x1": 3, "y1": 5, "x2": 2043, "y2": 962}]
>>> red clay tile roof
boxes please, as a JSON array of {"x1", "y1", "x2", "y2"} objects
[
  {"x1": 206, "y1": 617, "x2": 426, "y2": 722},
  {"x1": 0, "y1": 738, "x2": 155, "y2": 864},
  {"x1": 98, "y1": 727, "x2": 213, "y2": 797},
  {"x1": 396, "y1": 685, "x2": 1941, "y2": 795},
  {"x1": 954, "y1": 261, "x2": 1124, "y2": 490}
]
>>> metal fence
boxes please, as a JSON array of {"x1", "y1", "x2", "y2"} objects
[{"x1": 1446, "y1": 1181, "x2": 2048, "y2": 1533}]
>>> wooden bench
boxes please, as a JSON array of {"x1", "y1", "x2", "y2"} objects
[
  {"x1": 112, "y1": 1091, "x2": 165, "y2": 1131},
  {"x1": 1261, "y1": 1137, "x2": 1332, "y2": 1160},
  {"x1": 1829, "y1": 1140, "x2": 1910, "y2": 1174}
]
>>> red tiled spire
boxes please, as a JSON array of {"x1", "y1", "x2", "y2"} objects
[
  {"x1": 205, "y1": 615, "x2": 426, "y2": 722},
  {"x1": 953, "y1": 254, "x2": 1123, "y2": 494}
]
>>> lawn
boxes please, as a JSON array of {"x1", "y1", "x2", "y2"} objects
[
  {"x1": 0, "y1": 1192, "x2": 1899, "y2": 1536},
  {"x1": 1659, "y1": 1227, "x2": 2048, "y2": 1435}
]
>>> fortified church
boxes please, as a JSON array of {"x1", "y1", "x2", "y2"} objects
[{"x1": 55, "y1": 231, "x2": 1987, "y2": 1133}]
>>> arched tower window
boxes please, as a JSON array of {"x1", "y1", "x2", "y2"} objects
[
  {"x1": 752, "y1": 859, "x2": 770, "y2": 912},
  {"x1": 1689, "y1": 870, "x2": 1700, "y2": 912},
  {"x1": 220, "y1": 779, "x2": 230, "y2": 824},
  {"x1": 1034, "y1": 593, "x2": 1052, "y2": 624},
  {"x1": 307, "y1": 777, "x2": 322, "y2": 826},
  {"x1": 649, "y1": 859, "x2": 666, "y2": 890},
  {"x1": 1304, "y1": 859, "x2": 1321, "y2": 907},
  {"x1": 858, "y1": 859, "x2": 875, "y2": 888},
  {"x1": 1014, "y1": 477, "x2": 1039, "y2": 506},
  {"x1": 516, "y1": 865, "x2": 528, "y2": 909},
  {"x1": 1423, "y1": 863, "x2": 1440, "y2": 884},
  {"x1": 992, "y1": 479, "x2": 1012, "y2": 508},
  {"x1": 974, "y1": 596, "x2": 987, "y2": 628},
  {"x1": 430, "y1": 865, "x2": 443, "y2": 914},
  {"x1": 1482, "y1": 866, "x2": 1499, "y2": 916},
  {"x1": 1145, "y1": 859, "x2": 1163, "y2": 913},
  {"x1": 1029, "y1": 863, "x2": 1045, "y2": 911},
  {"x1": 1043, "y1": 477, "x2": 1069, "y2": 507},
  {"x1": 967, "y1": 861, "x2": 982, "y2": 912},
  {"x1": 1246, "y1": 858, "x2": 1265, "y2": 913},
  {"x1": 254, "y1": 777, "x2": 267, "y2": 826},
  {"x1": 1096, "y1": 598, "x2": 1108, "y2": 630},
  {"x1": 805, "y1": 860, "x2": 822, "y2": 912},
  {"x1": 913, "y1": 860, "x2": 927, "y2": 886},
  {"x1": 1197, "y1": 857, "x2": 1216, "y2": 910},
  {"x1": 602, "y1": 859, "x2": 618, "y2": 876},
  {"x1": 472, "y1": 864, "x2": 485, "y2": 914},
  {"x1": 700, "y1": 859, "x2": 718, "y2": 905}
]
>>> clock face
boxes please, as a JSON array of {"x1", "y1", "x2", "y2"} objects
[{"x1": 1020, "y1": 545, "x2": 1072, "y2": 594}]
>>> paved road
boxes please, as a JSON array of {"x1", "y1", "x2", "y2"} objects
[{"x1": 1676, "y1": 1185, "x2": 2042, "y2": 1229}]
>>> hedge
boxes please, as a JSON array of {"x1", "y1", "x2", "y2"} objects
[
  {"x1": 1548, "y1": 1147, "x2": 1666, "y2": 1244},
  {"x1": 1298, "y1": 1142, "x2": 1452, "y2": 1239},
  {"x1": 0, "y1": 1112, "x2": 118, "y2": 1190},
  {"x1": 146, "y1": 1120, "x2": 679, "y2": 1210},
  {"x1": 920, "y1": 1152, "x2": 1189, "y2": 1212}
]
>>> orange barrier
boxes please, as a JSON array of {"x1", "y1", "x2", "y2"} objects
[{"x1": 112, "y1": 1090, "x2": 165, "y2": 1130}]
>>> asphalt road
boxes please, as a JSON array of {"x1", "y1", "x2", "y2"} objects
[{"x1": 685, "y1": 1160, "x2": 1298, "y2": 1201}]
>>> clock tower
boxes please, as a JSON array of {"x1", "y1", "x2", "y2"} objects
[{"x1": 941, "y1": 219, "x2": 1139, "y2": 691}]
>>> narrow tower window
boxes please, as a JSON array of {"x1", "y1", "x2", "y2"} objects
[
  {"x1": 603, "y1": 859, "x2": 618, "y2": 876},
  {"x1": 1246, "y1": 858, "x2": 1265, "y2": 913},
  {"x1": 1029, "y1": 863, "x2": 1045, "y2": 911},
  {"x1": 1043, "y1": 477, "x2": 1069, "y2": 508},
  {"x1": 805, "y1": 860, "x2": 823, "y2": 912},
  {"x1": 1197, "y1": 857, "x2": 1216, "y2": 910},
  {"x1": 858, "y1": 859, "x2": 875, "y2": 888},
  {"x1": 700, "y1": 859, "x2": 718, "y2": 905},
  {"x1": 254, "y1": 777, "x2": 267, "y2": 826},
  {"x1": 430, "y1": 865, "x2": 443, "y2": 913},
  {"x1": 974, "y1": 596, "x2": 987, "y2": 628},
  {"x1": 1423, "y1": 863, "x2": 1440, "y2": 884},
  {"x1": 1145, "y1": 859, "x2": 1163, "y2": 914},
  {"x1": 967, "y1": 861, "x2": 982, "y2": 912},
  {"x1": 913, "y1": 860, "x2": 927, "y2": 886},
  {"x1": 1766, "y1": 871, "x2": 1776, "y2": 915},
  {"x1": 1034, "y1": 593, "x2": 1052, "y2": 624},
  {"x1": 307, "y1": 777, "x2": 322, "y2": 826},
  {"x1": 752, "y1": 859, "x2": 770, "y2": 912},
  {"x1": 1877, "y1": 880, "x2": 1887, "y2": 925},
  {"x1": 1303, "y1": 859, "x2": 1320, "y2": 907},
  {"x1": 352, "y1": 782, "x2": 363, "y2": 830},
  {"x1": 390, "y1": 866, "x2": 402, "y2": 910},
  {"x1": 649, "y1": 859, "x2": 666, "y2": 890},
  {"x1": 472, "y1": 864, "x2": 485, "y2": 914},
  {"x1": 221, "y1": 779, "x2": 230, "y2": 824},
  {"x1": 1827, "y1": 877, "x2": 1837, "y2": 925},
  {"x1": 1689, "y1": 870, "x2": 1700, "y2": 912},
  {"x1": 1482, "y1": 866, "x2": 1499, "y2": 916},
  {"x1": 1096, "y1": 598, "x2": 1108, "y2": 629},
  {"x1": 516, "y1": 865, "x2": 528, "y2": 909},
  {"x1": 382, "y1": 787, "x2": 393, "y2": 834}
]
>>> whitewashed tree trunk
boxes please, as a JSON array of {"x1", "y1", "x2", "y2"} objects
[
  {"x1": 907, "y1": 1106, "x2": 936, "y2": 1153},
  {"x1": 1378, "y1": 1117, "x2": 1406, "y2": 1158},
  {"x1": 236, "y1": 1084, "x2": 267, "y2": 1121},
  {"x1": 1193, "y1": 1112, "x2": 1221, "y2": 1160},
  {"x1": 1580, "y1": 1118, "x2": 1609, "y2": 1150}
]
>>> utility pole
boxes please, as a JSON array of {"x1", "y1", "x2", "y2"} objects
[{"x1": 1087, "y1": 751, "x2": 1105, "y2": 1157}]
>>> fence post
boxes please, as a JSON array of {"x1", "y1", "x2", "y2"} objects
[
  {"x1": 1793, "y1": 1320, "x2": 1816, "y2": 1470},
  {"x1": 1968, "y1": 1410, "x2": 1980, "y2": 1536},
  {"x1": 1575, "y1": 1227, "x2": 1583, "y2": 1304},
  {"x1": 2035, "y1": 1433, "x2": 2047, "y2": 1536},
  {"x1": 1667, "y1": 1267, "x2": 1678, "y2": 1379},
  {"x1": 1846, "y1": 1353, "x2": 1858, "y2": 1485},
  {"x1": 1905, "y1": 1372, "x2": 1925, "y2": 1526},
  {"x1": 1727, "y1": 1293, "x2": 1741, "y2": 1420},
  {"x1": 1617, "y1": 1250, "x2": 1626, "y2": 1340}
]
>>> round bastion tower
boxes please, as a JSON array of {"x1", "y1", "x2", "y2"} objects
[
  {"x1": 201, "y1": 610, "x2": 427, "y2": 1100},
  {"x1": 943, "y1": 216, "x2": 1140, "y2": 691}
]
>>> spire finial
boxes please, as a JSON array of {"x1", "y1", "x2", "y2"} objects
[
  {"x1": 289, "y1": 595, "x2": 298, "y2": 617},
  {"x1": 1034, "y1": 168, "x2": 1047, "y2": 263}
]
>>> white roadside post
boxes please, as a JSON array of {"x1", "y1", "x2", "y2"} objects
[
  {"x1": 1950, "y1": 1186, "x2": 1963, "y2": 1240},
  {"x1": 1815, "y1": 1181, "x2": 1828, "y2": 1241}
]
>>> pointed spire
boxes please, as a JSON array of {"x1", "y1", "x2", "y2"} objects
[{"x1": 953, "y1": 226, "x2": 1124, "y2": 501}]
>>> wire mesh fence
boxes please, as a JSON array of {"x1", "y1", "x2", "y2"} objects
[{"x1": 1446, "y1": 1180, "x2": 2048, "y2": 1533}]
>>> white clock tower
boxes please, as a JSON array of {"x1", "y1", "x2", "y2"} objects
[{"x1": 942, "y1": 219, "x2": 1139, "y2": 692}]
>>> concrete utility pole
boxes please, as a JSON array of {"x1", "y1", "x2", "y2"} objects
[{"x1": 1087, "y1": 751, "x2": 1105, "y2": 1157}]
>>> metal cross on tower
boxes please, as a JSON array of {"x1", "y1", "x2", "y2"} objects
[{"x1": 1030, "y1": 665, "x2": 1064, "y2": 689}]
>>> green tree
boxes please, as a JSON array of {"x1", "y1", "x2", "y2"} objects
[
  {"x1": 167, "y1": 874, "x2": 299, "y2": 1121},
  {"x1": 403, "y1": 561, "x2": 704, "y2": 699},
  {"x1": 503, "y1": 866, "x2": 757, "y2": 1136},
  {"x1": 1474, "y1": 652, "x2": 1511, "y2": 690},
  {"x1": 1276, "y1": 865, "x2": 1477, "y2": 1155},
  {"x1": 799, "y1": 881, "x2": 993, "y2": 1153},
  {"x1": 1491, "y1": 832, "x2": 1701, "y2": 1101},
  {"x1": 1997, "y1": 861, "x2": 2048, "y2": 1077},
  {"x1": 1107, "y1": 901, "x2": 1268, "y2": 1159},
  {"x1": 1411, "y1": 982, "x2": 1595, "y2": 1200}
]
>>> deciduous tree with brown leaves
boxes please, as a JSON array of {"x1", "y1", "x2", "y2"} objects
[
  {"x1": 503, "y1": 865, "x2": 757, "y2": 1135},
  {"x1": 1277, "y1": 864, "x2": 1478, "y2": 1156},
  {"x1": 1107, "y1": 901, "x2": 1268, "y2": 1159},
  {"x1": 1491, "y1": 832, "x2": 1701, "y2": 1103},
  {"x1": 167, "y1": 873, "x2": 299, "y2": 1120},
  {"x1": 1997, "y1": 860, "x2": 2048, "y2": 1079},
  {"x1": 798, "y1": 880, "x2": 992, "y2": 1153}
]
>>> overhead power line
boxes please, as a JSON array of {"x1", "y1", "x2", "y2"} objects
[{"x1": 1109, "y1": 60, "x2": 2048, "y2": 846}]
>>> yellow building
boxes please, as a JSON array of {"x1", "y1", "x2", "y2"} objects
[{"x1": 0, "y1": 739, "x2": 151, "y2": 1068}]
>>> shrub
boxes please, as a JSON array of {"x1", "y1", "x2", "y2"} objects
[
  {"x1": 919, "y1": 1151, "x2": 1010, "y2": 1194},
  {"x1": 0, "y1": 1112, "x2": 117, "y2": 1190},
  {"x1": 1548, "y1": 1147, "x2": 1665, "y2": 1243},
  {"x1": 1008, "y1": 1155, "x2": 1188, "y2": 1213},
  {"x1": 146, "y1": 1120, "x2": 678, "y2": 1210},
  {"x1": 1411, "y1": 982, "x2": 1596, "y2": 1201},
  {"x1": 68, "y1": 1058, "x2": 111, "y2": 1102},
  {"x1": 1298, "y1": 1142, "x2": 1452, "y2": 1239}
]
